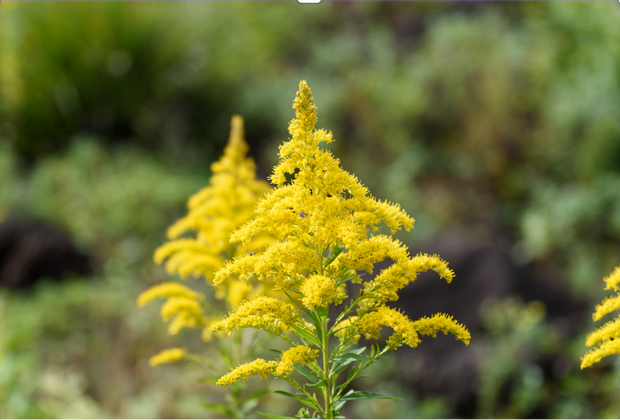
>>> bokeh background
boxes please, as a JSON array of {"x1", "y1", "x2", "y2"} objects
[{"x1": 1, "y1": 1, "x2": 620, "y2": 418}]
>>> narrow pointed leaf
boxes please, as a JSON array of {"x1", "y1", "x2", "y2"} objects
[{"x1": 256, "y1": 411, "x2": 296, "y2": 419}]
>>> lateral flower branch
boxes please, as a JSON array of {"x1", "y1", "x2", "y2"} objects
[
  {"x1": 211, "y1": 81, "x2": 470, "y2": 419},
  {"x1": 581, "y1": 264, "x2": 620, "y2": 369}
]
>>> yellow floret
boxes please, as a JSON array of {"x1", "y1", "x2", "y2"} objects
[
  {"x1": 581, "y1": 338, "x2": 620, "y2": 369},
  {"x1": 149, "y1": 348, "x2": 187, "y2": 366},
  {"x1": 585, "y1": 317, "x2": 620, "y2": 347},
  {"x1": 217, "y1": 359, "x2": 279, "y2": 385},
  {"x1": 210, "y1": 296, "x2": 302, "y2": 335},
  {"x1": 333, "y1": 316, "x2": 361, "y2": 344},
  {"x1": 412, "y1": 313, "x2": 471, "y2": 345},
  {"x1": 356, "y1": 306, "x2": 420, "y2": 349},
  {"x1": 300, "y1": 275, "x2": 336, "y2": 310},
  {"x1": 604, "y1": 265, "x2": 620, "y2": 291},
  {"x1": 276, "y1": 345, "x2": 320, "y2": 376},
  {"x1": 593, "y1": 293, "x2": 620, "y2": 321},
  {"x1": 137, "y1": 282, "x2": 202, "y2": 308},
  {"x1": 582, "y1": 264, "x2": 620, "y2": 369}
]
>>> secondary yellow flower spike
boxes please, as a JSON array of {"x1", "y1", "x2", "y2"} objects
[
  {"x1": 582, "y1": 263, "x2": 620, "y2": 369},
  {"x1": 154, "y1": 115, "x2": 271, "y2": 286},
  {"x1": 212, "y1": 82, "x2": 469, "y2": 397}
]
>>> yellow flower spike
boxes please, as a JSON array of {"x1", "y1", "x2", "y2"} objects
[
  {"x1": 216, "y1": 359, "x2": 279, "y2": 385},
  {"x1": 137, "y1": 282, "x2": 202, "y2": 308},
  {"x1": 209, "y1": 295, "x2": 302, "y2": 335},
  {"x1": 149, "y1": 348, "x2": 187, "y2": 366},
  {"x1": 412, "y1": 313, "x2": 471, "y2": 346},
  {"x1": 604, "y1": 265, "x2": 620, "y2": 291},
  {"x1": 593, "y1": 293, "x2": 620, "y2": 321},
  {"x1": 582, "y1": 264, "x2": 620, "y2": 369},
  {"x1": 276, "y1": 345, "x2": 320, "y2": 376},
  {"x1": 356, "y1": 306, "x2": 421, "y2": 349},
  {"x1": 153, "y1": 115, "x2": 271, "y2": 286},
  {"x1": 160, "y1": 297, "x2": 204, "y2": 323}
]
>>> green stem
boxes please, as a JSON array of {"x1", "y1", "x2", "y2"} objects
[{"x1": 321, "y1": 316, "x2": 332, "y2": 418}]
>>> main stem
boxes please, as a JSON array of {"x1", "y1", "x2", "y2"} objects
[{"x1": 322, "y1": 317, "x2": 332, "y2": 418}]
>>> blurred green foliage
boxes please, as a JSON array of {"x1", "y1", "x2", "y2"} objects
[{"x1": 1, "y1": 1, "x2": 620, "y2": 418}]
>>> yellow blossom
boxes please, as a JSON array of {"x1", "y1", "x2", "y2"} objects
[
  {"x1": 212, "y1": 82, "x2": 469, "y2": 401},
  {"x1": 160, "y1": 296, "x2": 206, "y2": 335},
  {"x1": 582, "y1": 264, "x2": 620, "y2": 368},
  {"x1": 300, "y1": 275, "x2": 336, "y2": 310},
  {"x1": 210, "y1": 295, "x2": 302, "y2": 335},
  {"x1": 356, "y1": 306, "x2": 420, "y2": 349},
  {"x1": 604, "y1": 265, "x2": 620, "y2": 291},
  {"x1": 593, "y1": 293, "x2": 620, "y2": 321},
  {"x1": 217, "y1": 358, "x2": 279, "y2": 385},
  {"x1": 215, "y1": 81, "x2": 456, "y2": 311},
  {"x1": 137, "y1": 282, "x2": 202, "y2": 308},
  {"x1": 581, "y1": 338, "x2": 620, "y2": 369},
  {"x1": 153, "y1": 114, "x2": 271, "y2": 287},
  {"x1": 411, "y1": 313, "x2": 471, "y2": 345},
  {"x1": 149, "y1": 348, "x2": 187, "y2": 366},
  {"x1": 333, "y1": 316, "x2": 361, "y2": 344},
  {"x1": 585, "y1": 318, "x2": 620, "y2": 347},
  {"x1": 276, "y1": 345, "x2": 320, "y2": 376}
]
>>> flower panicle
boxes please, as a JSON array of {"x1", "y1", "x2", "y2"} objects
[{"x1": 152, "y1": 115, "x2": 270, "y2": 285}]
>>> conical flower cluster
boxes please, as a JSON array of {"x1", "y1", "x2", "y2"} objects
[{"x1": 212, "y1": 81, "x2": 469, "y2": 387}]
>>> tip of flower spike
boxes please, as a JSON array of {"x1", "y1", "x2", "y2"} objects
[
  {"x1": 293, "y1": 81, "x2": 318, "y2": 132},
  {"x1": 149, "y1": 348, "x2": 187, "y2": 366},
  {"x1": 228, "y1": 115, "x2": 248, "y2": 151}
]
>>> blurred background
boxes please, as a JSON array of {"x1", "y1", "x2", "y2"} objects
[{"x1": 1, "y1": 1, "x2": 620, "y2": 418}]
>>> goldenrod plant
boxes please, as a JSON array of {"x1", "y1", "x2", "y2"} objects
[
  {"x1": 581, "y1": 264, "x2": 620, "y2": 369},
  {"x1": 210, "y1": 81, "x2": 470, "y2": 419},
  {"x1": 138, "y1": 115, "x2": 276, "y2": 418}
]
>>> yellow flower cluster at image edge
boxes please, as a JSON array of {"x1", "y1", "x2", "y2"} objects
[
  {"x1": 138, "y1": 115, "x2": 272, "y2": 360},
  {"x1": 582, "y1": 264, "x2": 620, "y2": 369},
  {"x1": 211, "y1": 81, "x2": 470, "y2": 385}
]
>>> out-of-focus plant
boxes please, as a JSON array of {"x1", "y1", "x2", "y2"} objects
[
  {"x1": 208, "y1": 82, "x2": 470, "y2": 419},
  {"x1": 21, "y1": 138, "x2": 205, "y2": 257},
  {"x1": 478, "y1": 297, "x2": 548, "y2": 418},
  {"x1": 138, "y1": 116, "x2": 277, "y2": 418},
  {"x1": 0, "y1": 137, "x2": 211, "y2": 418}
]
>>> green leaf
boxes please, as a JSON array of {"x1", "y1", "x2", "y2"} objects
[
  {"x1": 336, "y1": 367, "x2": 357, "y2": 392},
  {"x1": 268, "y1": 348, "x2": 284, "y2": 356},
  {"x1": 325, "y1": 244, "x2": 345, "y2": 267},
  {"x1": 240, "y1": 399, "x2": 260, "y2": 417},
  {"x1": 340, "y1": 390, "x2": 399, "y2": 402},
  {"x1": 307, "y1": 378, "x2": 328, "y2": 389},
  {"x1": 332, "y1": 352, "x2": 371, "y2": 376},
  {"x1": 200, "y1": 401, "x2": 232, "y2": 416},
  {"x1": 256, "y1": 411, "x2": 296, "y2": 419},
  {"x1": 273, "y1": 390, "x2": 321, "y2": 411},
  {"x1": 294, "y1": 364, "x2": 319, "y2": 384},
  {"x1": 246, "y1": 388, "x2": 273, "y2": 402},
  {"x1": 292, "y1": 325, "x2": 322, "y2": 348}
]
